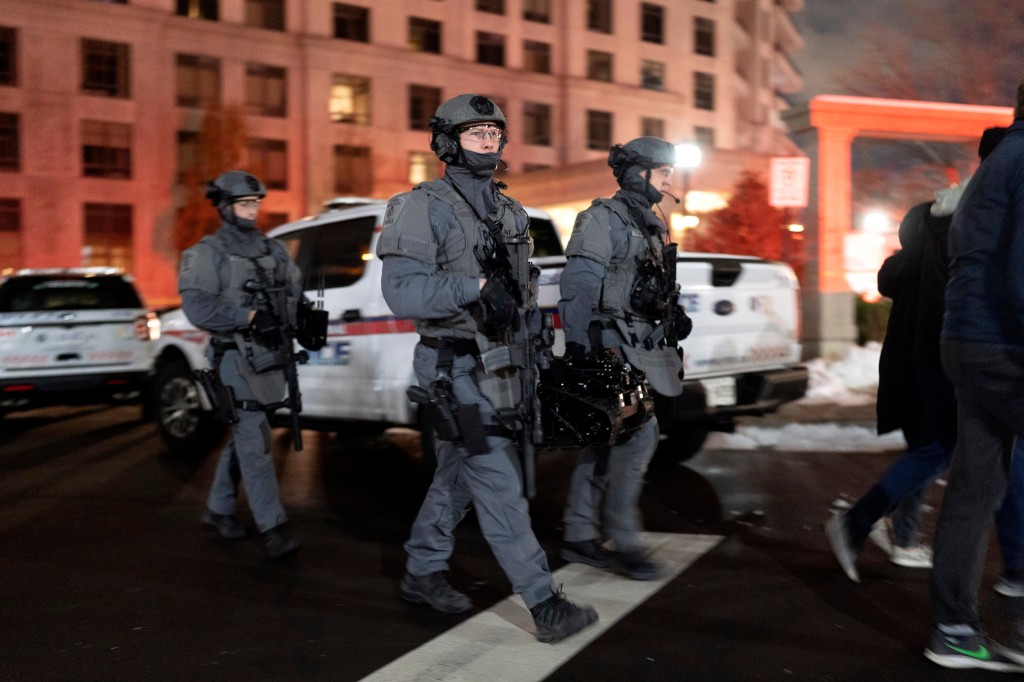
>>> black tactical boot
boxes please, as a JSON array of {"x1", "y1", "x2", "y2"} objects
[
  {"x1": 606, "y1": 549, "x2": 662, "y2": 581},
  {"x1": 263, "y1": 522, "x2": 301, "y2": 559},
  {"x1": 399, "y1": 571, "x2": 472, "y2": 614},
  {"x1": 530, "y1": 590, "x2": 599, "y2": 643},
  {"x1": 559, "y1": 539, "x2": 611, "y2": 569},
  {"x1": 201, "y1": 509, "x2": 248, "y2": 540}
]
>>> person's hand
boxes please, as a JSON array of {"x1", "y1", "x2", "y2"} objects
[
  {"x1": 672, "y1": 304, "x2": 693, "y2": 341},
  {"x1": 250, "y1": 309, "x2": 280, "y2": 348},
  {"x1": 479, "y1": 279, "x2": 516, "y2": 331}
]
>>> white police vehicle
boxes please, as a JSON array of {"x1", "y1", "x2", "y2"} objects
[
  {"x1": 0, "y1": 268, "x2": 159, "y2": 417},
  {"x1": 152, "y1": 200, "x2": 808, "y2": 464}
]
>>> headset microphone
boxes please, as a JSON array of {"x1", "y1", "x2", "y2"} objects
[{"x1": 663, "y1": 191, "x2": 682, "y2": 205}]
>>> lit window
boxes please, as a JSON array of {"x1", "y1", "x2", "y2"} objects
[
  {"x1": 176, "y1": 0, "x2": 219, "y2": 20},
  {"x1": 84, "y1": 203, "x2": 133, "y2": 273},
  {"x1": 0, "y1": 198, "x2": 21, "y2": 272},
  {"x1": 330, "y1": 74, "x2": 370, "y2": 124},
  {"x1": 408, "y1": 151, "x2": 439, "y2": 185}
]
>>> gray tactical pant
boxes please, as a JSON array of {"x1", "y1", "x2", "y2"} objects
[
  {"x1": 404, "y1": 344, "x2": 556, "y2": 610},
  {"x1": 205, "y1": 349, "x2": 288, "y2": 533},
  {"x1": 563, "y1": 414, "x2": 659, "y2": 553}
]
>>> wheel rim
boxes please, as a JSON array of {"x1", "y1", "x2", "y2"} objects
[{"x1": 159, "y1": 376, "x2": 202, "y2": 439}]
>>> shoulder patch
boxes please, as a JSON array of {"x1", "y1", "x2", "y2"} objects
[
  {"x1": 565, "y1": 210, "x2": 613, "y2": 265},
  {"x1": 375, "y1": 191, "x2": 437, "y2": 264}
]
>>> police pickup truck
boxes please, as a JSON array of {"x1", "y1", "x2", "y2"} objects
[{"x1": 152, "y1": 200, "x2": 807, "y2": 465}]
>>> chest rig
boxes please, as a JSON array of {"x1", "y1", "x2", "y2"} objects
[{"x1": 593, "y1": 198, "x2": 667, "y2": 322}]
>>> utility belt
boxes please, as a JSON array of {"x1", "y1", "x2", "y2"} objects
[
  {"x1": 196, "y1": 335, "x2": 274, "y2": 423},
  {"x1": 408, "y1": 335, "x2": 511, "y2": 455}
]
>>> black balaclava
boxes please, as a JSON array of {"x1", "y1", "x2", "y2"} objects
[
  {"x1": 219, "y1": 202, "x2": 258, "y2": 232},
  {"x1": 618, "y1": 163, "x2": 665, "y2": 207},
  {"x1": 446, "y1": 150, "x2": 500, "y2": 219}
]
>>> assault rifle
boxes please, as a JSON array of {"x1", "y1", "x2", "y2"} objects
[
  {"x1": 642, "y1": 242, "x2": 685, "y2": 351},
  {"x1": 243, "y1": 278, "x2": 309, "y2": 452},
  {"x1": 476, "y1": 218, "x2": 554, "y2": 499}
]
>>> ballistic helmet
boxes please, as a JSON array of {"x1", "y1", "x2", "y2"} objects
[
  {"x1": 608, "y1": 137, "x2": 675, "y2": 182},
  {"x1": 429, "y1": 94, "x2": 507, "y2": 164},
  {"x1": 205, "y1": 171, "x2": 267, "y2": 210}
]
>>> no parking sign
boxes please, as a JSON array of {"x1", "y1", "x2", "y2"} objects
[{"x1": 769, "y1": 157, "x2": 810, "y2": 208}]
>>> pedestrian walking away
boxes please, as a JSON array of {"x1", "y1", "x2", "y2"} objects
[
  {"x1": 376, "y1": 93, "x2": 598, "y2": 644},
  {"x1": 925, "y1": 83, "x2": 1024, "y2": 672},
  {"x1": 179, "y1": 170, "x2": 304, "y2": 560},
  {"x1": 557, "y1": 137, "x2": 693, "y2": 581}
]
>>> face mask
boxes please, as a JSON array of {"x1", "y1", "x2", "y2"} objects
[{"x1": 461, "y1": 149, "x2": 501, "y2": 174}]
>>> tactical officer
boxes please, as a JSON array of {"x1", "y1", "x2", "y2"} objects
[
  {"x1": 179, "y1": 170, "x2": 302, "y2": 560},
  {"x1": 558, "y1": 137, "x2": 693, "y2": 580},
  {"x1": 376, "y1": 94, "x2": 598, "y2": 643}
]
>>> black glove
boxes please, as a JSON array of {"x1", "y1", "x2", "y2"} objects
[
  {"x1": 250, "y1": 309, "x2": 280, "y2": 348},
  {"x1": 564, "y1": 341, "x2": 590, "y2": 362},
  {"x1": 479, "y1": 279, "x2": 517, "y2": 331},
  {"x1": 672, "y1": 304, "x2": 693, "y2": 341}
]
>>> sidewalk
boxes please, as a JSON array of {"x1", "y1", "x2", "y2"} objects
[{"x1": 749, "y1": 391, "x2": 878, "y2": 427}]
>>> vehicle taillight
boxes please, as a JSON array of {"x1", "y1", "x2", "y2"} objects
[{"x1": 135, "y1": 312, "x2": 161, "y2": 341}]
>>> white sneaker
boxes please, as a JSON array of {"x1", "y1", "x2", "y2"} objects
[
  {"x1": 994, "y1": 576, "x2": 1024, "y2": 598},
  {"x1": 891, "y1": 544, "x2": 933, "y2": 568},
  {"x1": 868, "y1": 518, "x2": 894, "y2": 557}
]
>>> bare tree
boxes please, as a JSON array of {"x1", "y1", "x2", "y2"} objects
[{"x1": 172, "y1": 104, "x2": 248, "y2": 253}]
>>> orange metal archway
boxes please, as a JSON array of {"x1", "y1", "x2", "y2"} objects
[{"x1": 785, "y1": 95, "x2": 1013, "y2": 357}]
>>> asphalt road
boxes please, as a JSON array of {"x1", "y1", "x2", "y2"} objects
[{"x1": 0, "y1": 405, "x2": 1018, "y2": 681}]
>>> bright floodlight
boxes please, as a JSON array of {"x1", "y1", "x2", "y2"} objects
[
  {"x1": 862, "y1": 211, "x2": 890, "y2": 234},
  {"x1": 674, "y1": 143, "x2": 702, "y2": 169}
]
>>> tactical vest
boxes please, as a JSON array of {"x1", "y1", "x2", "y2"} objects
[
  {"x1": 588, "y1": 198, "x2": 665, "y2": 321},
  {"x1": 378, "y1": 178, "x2": 528, "y2": 339},
  {"x1": 200, "y1": 231, "x2": 290, "y2": 343}
]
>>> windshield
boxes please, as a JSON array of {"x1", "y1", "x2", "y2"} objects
[{"x1": 0, "y1": 275, "x2": 143, "y2": 312}]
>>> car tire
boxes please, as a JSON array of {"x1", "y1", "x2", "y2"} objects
[
  {"x1": 649, "y1": 426, "x2": 710, "y2": 469},
  {"x1": 154, "y1": 359, "x2": 225, "y2": 454}
]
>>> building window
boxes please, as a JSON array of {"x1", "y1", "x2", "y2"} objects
[
  {"x1": 695, "y1": 126, "x2": 715, "y2": 149},
  {"x1": 175, "y1": 54, "x2": 219, "y2": 108},
  {"x1": 408, "y1": 151, "x2": 439, "y2": 185},
  {"x1": 641, "y1": 60, "x2": 664, "y2": 90},
  {"x1": 176, "y1": 0, "x2": 219, "y2": 20},
  {"x1": 247, "y1": 138, "x2": 287, "y2": 189},
  {"x1": 476, "y1": 32, "x2": 505, "y2": 66},
  {"x1": 694, "y1": 71, "x2": 715, "y2": 110},
  {"x1": 642, "y1": 117, "x2": 664, "y2": 138},
  {"x1": 333, "y1": 145, "x2": 372, "y2": 195},
  {"x1": 476, "y1": 0, "x2": 504, "y2": 14},
  {"x1": 245, "y1": 63, "x2": 286, "y2": 117},
  {"x1": 245, "y1": 0, "x2": 285, "y2": 31},
  {"x1": 586, "y1": 50, "x2": 613, "y2": 82},
  {"x1": 0, "y1": 27, "x2": 16, "y2": 86},
  {"x1": 83, "y1": 203, "x2": 133, "y2": 273},
  {"x1": 586, "y1": 110, "x2": 612, "y2": 151},
  {"x1": 176, "y1": 130, "x2": 198, "y2": 183},
  {"x1": 523, "y1": 102, "x2": 551, "y2": 146},
  {"x1": 641, "y1": 3, "x2": 664, "y2": 44},
  {"x1": 0, "y1": 198, "x2": 21, "y2": 272},
  {"x1": 523, "y1": 0, "x2": 550, "y2": 23},
  {"x1": 523, "y1": 41, "x2": 551, "y2": 74},
  {"x1": 82, "y1": 120, "x2": 131, "y2": 179},
  {"x1": 330, "y1": 74, "x2": 370, "y2": 124},
  {"x1": 334, "y1": 3, "x2": 369, "y2": 42},
  {"x1": 587, "y1": 0, "x2": 612, "y2": 33},
  {"x1": 81, "y1": 39, "x2": 130, "y2": 98},
  {"x1": 409, "y1": 17, "x2": 441, "y2": 54},
  {"x1": 695, "y1": 17, "x2": 715, "y2": 56},
  {"x1": 409, "y1": 85, "x2": 441, "y2": 131},
  {"x1": 0, "y1": 113, "x2": 18, "y2": 171}
]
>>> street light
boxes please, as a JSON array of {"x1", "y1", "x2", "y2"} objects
[{"x1": 674, "y1": 142, "x2": 702, "y2": 247}]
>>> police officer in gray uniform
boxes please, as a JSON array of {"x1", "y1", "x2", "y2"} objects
[
  {"x1": 179, "y1": 170, "x2": 302, "y2": 560},
  {"x1": 376, "y1": 94, "x2": 597, "y2": 643},
  {"x1": 558, "y1": 137, "x2": 693, "y2": 580}
]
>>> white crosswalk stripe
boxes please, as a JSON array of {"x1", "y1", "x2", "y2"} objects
[{"x1": 360, "y1": 532, "x2": 723, "y2": 682}]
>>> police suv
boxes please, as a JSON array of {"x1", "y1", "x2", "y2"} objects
[
  {"x1": 152, "y1": 200, "x2": 808, "y2": 464},
  {"x1": 0, "y1": 268, "x2": 159, "y2": 417}
]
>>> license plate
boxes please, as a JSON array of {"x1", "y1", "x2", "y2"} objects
[{"x1": 701, "y1": 377, "x2": 736, "y2": 407}]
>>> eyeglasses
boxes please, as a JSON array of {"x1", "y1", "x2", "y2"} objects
[
  {"x1": 652, "y1": 166, "x2": 674, "y2": 179},
  {"x1": 234, "y1": 199, "x2": 262, "y2": 209},
  {"x1": 460, "y1": 125, "x2": 504, "y2": 142}
]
